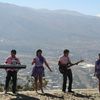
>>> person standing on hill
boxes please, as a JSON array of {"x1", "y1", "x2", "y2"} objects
[
  {"x1": 58, "y1": 49, "x2": 74, "y2": 93},
  {"x1": 31, "y1": 49, "x2": 52, "y2": 93},
  {"x1": 4, "y1": 50, "x2": 21, "y2": 94},
  {"x1": 95, "y1": 53, "x2": 100, "y2": 93}
]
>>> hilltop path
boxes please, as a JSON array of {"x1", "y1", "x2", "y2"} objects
[{"x1": 0, "y1": 89, "x2": 100, "y2": 100}]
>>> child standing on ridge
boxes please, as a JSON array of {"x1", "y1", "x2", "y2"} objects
[{"x1": 31, "y1": 49, "x2": 52, "y2": 93}]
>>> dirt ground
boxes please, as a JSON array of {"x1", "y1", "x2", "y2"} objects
[{"x1": 0, "y1": 89, "x2": 100, "y2": 100}]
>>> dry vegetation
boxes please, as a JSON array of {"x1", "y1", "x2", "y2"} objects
[{"x1": 0, "y1": 89, "x2": 100, "y2": 100}]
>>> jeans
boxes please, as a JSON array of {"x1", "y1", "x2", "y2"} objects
[
  {"x1": 5, "y1": 71, "x2": 17, "y2": 93},
  {"x1": 62, "y1": 69, "x2": 73, "y2": 92}
]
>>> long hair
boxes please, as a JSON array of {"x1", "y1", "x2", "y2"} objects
[
  {"x1": 36, "y1": 49, "x2": 42, "y2": 56},
  {"x1": 36, "y1": 49, "x2": 44, "y2": 63}
]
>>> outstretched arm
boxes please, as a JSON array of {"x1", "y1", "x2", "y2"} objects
[{"x1": 44, "y1": 61, "x2": 52, "y2": 72}]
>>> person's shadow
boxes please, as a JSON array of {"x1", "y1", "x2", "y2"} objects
[
  {"x1": 10, "y1": 93, "x2": 40, "y2": 100},
  {"x1": 73, "y1": 92, "x2": 94, "y2": 100},
  {"x1": 38, "y1": 92, "x2": 64, "y2": 99}
]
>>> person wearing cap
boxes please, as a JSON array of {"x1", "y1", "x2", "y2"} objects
[
  {"x1": 58, "y1": 49, "x2": 74, "y2": 93},
  {"x1": 4, "y1": 50, "x2": 20, "y2": 94},
  {"x1": 95, "y1": 53, "x2": 100, "y2": 93}
]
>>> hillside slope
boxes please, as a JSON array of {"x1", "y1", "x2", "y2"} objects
[{"x1": 0, "y1": 2, "x2": 100, "y2": 50}]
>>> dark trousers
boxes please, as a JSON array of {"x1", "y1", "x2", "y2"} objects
[
  {"x1": 62, "y1": 69, "x2": 73, "y2": 92},
  {"x1": 5, "y1": 71, "x2": 17, "y2": 93}
]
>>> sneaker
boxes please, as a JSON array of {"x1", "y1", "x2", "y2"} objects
[
  {"x1": 68, "y1": 90, "x2": 74, "y2": 93},
  {"x1": 12, "y1": 91, "x2": 17, "y2": 94},
  {"x1": 62, "y1": 90, "x2": 66, "y2": 93}
]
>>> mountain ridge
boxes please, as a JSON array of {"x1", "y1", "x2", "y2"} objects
[
  {"x1": 0, "y1": 2, "x2": 86, "y2": 16},
  {"x1": 0, "y1": 2, "x2": 100, "y2": 61}
]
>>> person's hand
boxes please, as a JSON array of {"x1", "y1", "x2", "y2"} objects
[
  {"x1": 16, "y1": 69, "x2": 19, "y2": 72},
  {"x1": 5, "y1": 69, "x2": 7, "y2": 73},
  {"x1": 94, "y1": 73, "x2": 96, "y2": 76},
  {"x1": 50, "y1": 69, "x2": 52, "y2": 72},
  {"x1": 76, "y1": 63, "x2": 78, "y2": 65}
]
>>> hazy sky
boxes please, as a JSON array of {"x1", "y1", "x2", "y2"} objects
[{"x1": 0, "y1": 0, "x2": 100, "y2": 16}]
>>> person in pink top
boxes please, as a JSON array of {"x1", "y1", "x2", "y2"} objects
[
  {"x1": 4, "y1": 50, "x2": 20, "y2": 94},
  {"x1": 58, "y1": 49, "x2": 74, "y2": 93}
]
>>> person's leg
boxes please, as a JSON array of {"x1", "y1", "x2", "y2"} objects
[
  {"x1": 12, "y1": 71, "x2": 17, "y2": 93},
  {"x1": 34, "y1": 77, "x2": 38, "y2": 92},
  {"x1": 39, "y1": 76, "x2": 44, "y2": 93},
  {"x1": 96, "y1": 75, "x2": 100, "y2": 93},
  {"x1": 99, "y1": 79, "x2": 100, "y2": 93},
  {"x1": 97, "y1": 76, "x2": 100, "y2": 93},
  {"x1": 62, "y1": 73, "x2": 67, "y2": 92},
  {"x1": 5, "y1": 71, "x2": 11, "y2": 93},
  {"x1": 67, "y1": 69, "x2": 73, "y2": 92}
]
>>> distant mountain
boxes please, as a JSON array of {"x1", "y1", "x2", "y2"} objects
[
  {"x1": 0, "y1": 3, "x2": 99, "y2": 89},
  {"x1": 0, "y1": 2, "x2": 100, "y2": 60}
]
